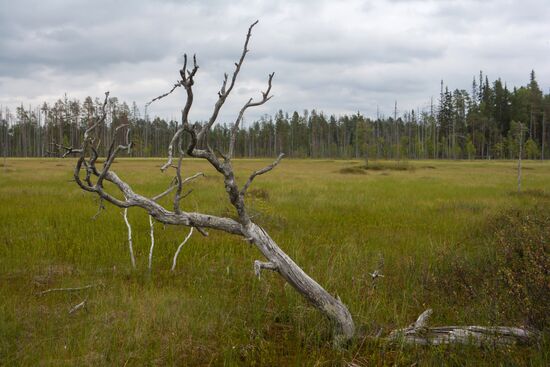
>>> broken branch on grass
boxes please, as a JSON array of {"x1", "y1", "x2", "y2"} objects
[
  {"x1": 387, "y1": 309, "x2": 536, "y2": 346},
  {"x1": 413, "y1": 308, "x2": 432, "y2": 328},
  {"x1": 38, "y1": 284, "x2": 99, "y2": 296},
  {"x1": 68, "y1": 299, "x2": 87, "y2": 314},
  {"x1": 369, "y1": 270, "x2": 384, "y2": 279}
]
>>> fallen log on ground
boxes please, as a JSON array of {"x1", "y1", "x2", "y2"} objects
[{"x1": 388, "y1": 309, "x2": 536, "y2": 346}]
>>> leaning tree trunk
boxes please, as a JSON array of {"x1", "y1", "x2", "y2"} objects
[
  {"x1": 61, "y1": 21, "x2": 356, "y2": 345},
  {"x1": 245, "y1": 222, "x2": 355, "y2": 343}
]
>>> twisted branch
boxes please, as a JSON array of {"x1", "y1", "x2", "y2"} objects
[
  {"x1": 148, "y1": 215, "x2": 155, "y2": 270},
  {"x1": 160, "y1": 54, "x2": 199, "y2": 172},
  {"x1": 241, "y1": 153, "x2": 284, "y2": 196},
  {"x1": 197, "y1": 20, "x2": 259, "y2": 143},
  {"x1": 123, "y1": 208, "x2": 137, "y2": 269},
  {"x1": 171, "y1": 227, "x2": 194, "y2": 271},
  {"x1": 228, "y1": 72, "x2": 274, "y2": 158},
  {"x1": 68, "y1": 21, "x2": 356, "y2": 345}
]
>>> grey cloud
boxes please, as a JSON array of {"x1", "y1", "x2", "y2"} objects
[{"x1": 0, "y1": 0, "x2": 549, "y2": 121}]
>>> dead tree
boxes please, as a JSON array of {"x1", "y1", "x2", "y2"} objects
[
  {"x1": 68, "y1": 21, "x2": 354, "y2": 345},
  {"x1": 388, "y1": 309, "x2": 535, "y2": 346},
  {"x1": 517, "y1": 122, "x2": 525, "y2": 193}
]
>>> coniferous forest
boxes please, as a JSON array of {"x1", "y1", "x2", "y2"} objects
[{"x1": 2, "y1": 70, "x2": 549, "y2": 160}]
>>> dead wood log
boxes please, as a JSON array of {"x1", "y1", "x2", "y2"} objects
[{"x1": 388, "y1": 309, "x2": 536, "y2": 346}]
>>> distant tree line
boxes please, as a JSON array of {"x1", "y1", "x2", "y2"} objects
[{"x1": 1, "y1": 70, "x2": 549, "y2": 160}]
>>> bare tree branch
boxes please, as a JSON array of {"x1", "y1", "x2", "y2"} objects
[
  {"x1": 228, "y1": 72, "x2": 274, "y2": 158},
  {"x1": 241, "y1": 153, "x2": 284, "y2": 196},
  {"x1": 174, "y1": 155, "x2": 184, "y2": 214},
  {"x1": 84, "y1": 92, "x2": 109, "y2": 141},
  {"x1": 195, "y1": 226, "x2": 209, "y2": 237},
  {"x1": 51, "y1": 143, "x2": 82, "y2": 158},
  {"x1": 254, "y1": 260, "x2": 278, "y2": 279},
  {"x1": 181, "y1": 172, "x2": 205, "y2": 185},
  {"x1": 171, "y1": 227, "x2": 194, "y2": 271},
  {"x1": 91, "y1": 197, "x2": 105, "y2": 220},
  {"x1": 146, "y1": 82, "x2": 183, "y2": 107},
  {"x1": 160, "y1": 54, "x2": 199, "y2": 172},
  {"x1": 68, "y1": 299, "x2": 87, "y2": 314},
  {"x1": 414, "y1": 308, "x2": 433, "y2": 328},
  {"x1": 151, "y1": 177, "x2": 178, "y2": 201},
  {"x1": 148, "y1": 215, "x2": 155, "y2": 270},
  {"x1": 123, "y1": 208, "x2": 137, "y2": 269},
  {"x1": 197, "y1": 20, "x2": 259, "y2": 143},
  {"x1": 37, "y1": 284, "x2": 99, "y2": 296},
  {"x1": 96, "y1": 124, "x2": 132, "y2": 188}
]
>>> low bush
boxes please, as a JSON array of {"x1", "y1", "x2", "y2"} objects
[
  {"x1": 427, "y1": 205, "x2": 550, "y2": 331},
  {"x1": 363, "y1": 162, "x2": 415, "y2": 171},
  {"x1": 493, "y1": 206, "x2": 550, "y2": 329}
]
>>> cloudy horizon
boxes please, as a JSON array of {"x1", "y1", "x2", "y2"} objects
[{"x1": 1, "y1": 0, "x2": 549, "y2": 123}]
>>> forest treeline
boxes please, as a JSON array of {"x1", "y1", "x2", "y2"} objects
[{"x1": 1, "y1": 71, "x2": 549, "y2": 160}]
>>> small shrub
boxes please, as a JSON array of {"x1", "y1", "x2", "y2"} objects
[
  {"x1": 339, "y1": 167, "x2": 367, "y2": 175},
  {"x1": 427, "y1": 205, "x2": 550, "y2": 330},
  {"x1": 362, "y1": 162, "x2": 415, "y2": 171},
  {"x1": 493, "y1": 206, "x2": 550, "y2": 329}
]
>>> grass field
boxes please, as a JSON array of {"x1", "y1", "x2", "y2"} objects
[{"x1": 0, "y1": 158, "x2": 549, "y2": 366}]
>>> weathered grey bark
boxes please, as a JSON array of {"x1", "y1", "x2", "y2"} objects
[
  {"x1": 388, "y1": 309, "x2": 535, "y2": 346},
  {"x1": 68, "y1": 300, "x2": 87, "y2": 314},
  {"x1": 148, "y1": 215, "x2": 155, "y2": 270},
  {"x1": 123, "y1": 208, "x2": 136, "y2": 269},
  {"x1": 245, "y1": 222, "x2": 355, "y2": 342},
  {"x1": 172, "y1": 227, "x2": 194, "y2": 272},
  {"x1": 68, "y1": 21, "x2": 355, "y2": 344}
]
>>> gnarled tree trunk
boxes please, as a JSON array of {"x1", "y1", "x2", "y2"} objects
[
  {"x1": 63, "y1": 21, "x2": 355, "y2": 345},
  {"x1": 245, "y1": 222, "x2": 355, "y2": 342}
]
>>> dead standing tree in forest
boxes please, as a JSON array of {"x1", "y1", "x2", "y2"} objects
[{"x1": 69, "y1": 21, "x2": 355, "y2": 345}]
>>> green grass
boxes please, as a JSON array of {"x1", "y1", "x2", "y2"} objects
[{"x1": 0, "y1": 158, "x2": 549, "y2": 366}]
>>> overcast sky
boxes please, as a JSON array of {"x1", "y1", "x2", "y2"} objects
[{"x1": 1, "y1": 0, "x2": 549, "y2": 124}]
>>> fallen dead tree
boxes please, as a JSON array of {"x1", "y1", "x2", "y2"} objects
[
  {"x1": 62, "y1": 21, "x2": 354, "y2": 345},
  {"x1": 57, "y1": 20, "x2": 538, "y2": 349},
  {"x1": 388, "y1": 309, "x2": 536, "y2": 346}
]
